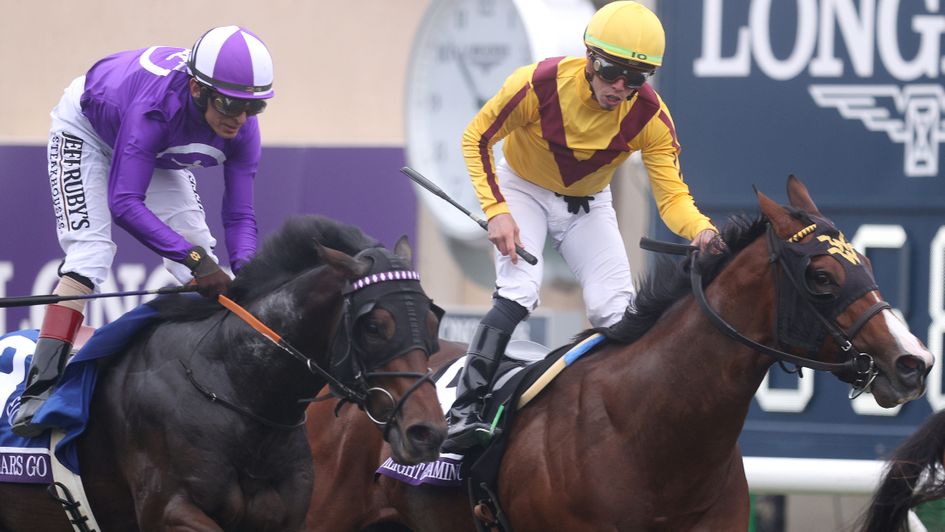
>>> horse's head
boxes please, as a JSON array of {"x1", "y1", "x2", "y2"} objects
[
  {"x1": 317, "y1": 236, "x2": 446, "y2": 464},
  {"x1": 757, "y1": 175, "x2": 933, "y2": 407}
]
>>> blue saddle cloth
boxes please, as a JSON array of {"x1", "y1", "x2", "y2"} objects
[{"x1": 0, "y1": 303, "x2": 160, "y2": 475}]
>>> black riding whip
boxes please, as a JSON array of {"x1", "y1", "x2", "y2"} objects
[
  {"x1": 400, "y1": 166, "x2": 539, "y2": 266},
  {"x1": 0, "y1": 284, "x2": 197, "y2": 308}
]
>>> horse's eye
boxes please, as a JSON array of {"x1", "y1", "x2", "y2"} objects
[
  {"x1": 806, "y1": 269, "x2": 837, "y2": 294},
  {"x1": 363, "y1": 320, "x2": 382, "y2": 337}
]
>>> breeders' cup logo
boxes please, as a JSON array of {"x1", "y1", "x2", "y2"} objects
[{"x1": 694, "y1": 0, "x2": 945, "y2": 178}]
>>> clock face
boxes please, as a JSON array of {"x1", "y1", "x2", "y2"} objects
[{"x1": 405, "y1": 0, "x2": 534, "y2": 240}]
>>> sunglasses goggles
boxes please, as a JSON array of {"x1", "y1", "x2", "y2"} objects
[
  {"x1": 209, "y1": 91, "x2": 268, "y2": 117},
  {"x1": 590, "y1": 54, "x2": 654, "y2": 89}
]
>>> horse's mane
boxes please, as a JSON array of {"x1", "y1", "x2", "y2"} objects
[
  {"x1": 150, "y1": 215, "x2": 382, "y2": 321},
  {"x1": 589, "y1": 213, "x2": 769, "y2": 345}
]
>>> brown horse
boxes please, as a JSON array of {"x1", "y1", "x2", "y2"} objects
[
  {"x1": 305, "y1": 177, "x2": 933, "y2": 531},
  {"x1": 859, "y1": 409, "x2": 945, "y2": 531},
  {"x1": 0, "y1": 216, "x2": 446, "y2": 531}
]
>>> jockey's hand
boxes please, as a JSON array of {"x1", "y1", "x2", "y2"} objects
[
  {"x1": 487, "y1": 213, "x2": 522, "y2": 265},
  {"x1": 194, "y1": 269, "x2": 231, "y2": 298},
  {"x1": 691, "y1": 229, "x2": 727, "y2": 255},
  {"x1": 182, "y1": 246, "x2": 232, "y2": 298}
]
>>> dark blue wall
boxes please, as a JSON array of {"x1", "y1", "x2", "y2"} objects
[{"x1": 657, "y1": 0, "x2": 945, "y2": 459}]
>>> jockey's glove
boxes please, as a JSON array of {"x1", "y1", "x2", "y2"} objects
[{"x1": 182, "y1": 246, "x2": 231, "y2": 298}]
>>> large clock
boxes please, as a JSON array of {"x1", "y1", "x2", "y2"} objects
[{"x1": 405, "y1": 0, "x2": 595, "y2": 241}]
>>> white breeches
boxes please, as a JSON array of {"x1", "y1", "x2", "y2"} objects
[
  {"x1": 47, "y1": 76, "x2": 218, "y2": 288},
  {"x1": 493, "y1": 160, "x2": 635, "y2": 328}
]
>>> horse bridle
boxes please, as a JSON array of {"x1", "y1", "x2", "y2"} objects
[
  {"x1": 641, "y1": 221, "x2": 889, "y2": 399},
  {"x1": 208, "y1": 257, "x2": 443, "y2": 435},
  {"x1": 325, "y1": 250, "x2": 444, "y2": 438}
]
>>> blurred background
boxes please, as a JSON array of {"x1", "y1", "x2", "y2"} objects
[{"x1": 2, "y1": 1, "x2": 944, "y2": 529}]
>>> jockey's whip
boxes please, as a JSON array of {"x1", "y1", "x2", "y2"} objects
[
  {"x1": 400, "y1": 166, "x2": 539, "y2": 265},
  {"x1": 0, "y1": 285, "x2": 197, "y2": 308}
]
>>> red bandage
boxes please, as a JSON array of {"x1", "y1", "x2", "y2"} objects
[{"x1": 38, "y1": 305, "x2": 84, "y2": 343}]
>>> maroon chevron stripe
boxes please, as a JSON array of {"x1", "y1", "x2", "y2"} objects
[
  {"x1": 532, "y1": 58, "x2": 661, "y2": 187},
  {"x1": 478, "y1": 83, "x2": 530, "y2": 204},
  {"x1": 657, "y1": 109, "x2": 680, "y2": 151}
]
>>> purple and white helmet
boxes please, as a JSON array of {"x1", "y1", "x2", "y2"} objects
[{"x1": 188, "y1": 26, "x2": 274, "y2": 100}]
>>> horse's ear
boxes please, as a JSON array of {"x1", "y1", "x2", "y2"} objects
[
  {"x1": 393, "y1": 235, "x2": 413, "y2": 265},
  {"x1": 785, "y1": 174, "x2": 822, "y2": 216},
  {"x1": 313, "y1": 240, "x2": 369, "y2": 278},
  {"x1": 757, "y1": 187, "x2": 803, "y2": 239}
]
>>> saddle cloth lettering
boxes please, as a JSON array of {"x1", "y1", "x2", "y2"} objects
[
  {"x1": 376, "y1": 334, "x2": 604, "y2": 487},
  {"x1": 0, "y1": 304, "x2": 160, "y2": 479}
]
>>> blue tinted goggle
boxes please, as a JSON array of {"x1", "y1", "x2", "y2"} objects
[
  {"x1": 591, "y1": 54, "x2": 653, "y2": 88},
  {"x1": 210, "y1": 92, "x2": 267, "y2": 117}
]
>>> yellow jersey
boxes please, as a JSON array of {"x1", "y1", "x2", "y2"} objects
[{"x1": 462, "y1": 56, "x2": 716, "y2": 240}]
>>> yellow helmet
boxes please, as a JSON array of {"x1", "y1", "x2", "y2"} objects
[{"x1": 584, "y1": 1, "x2": 665, "y2": 69}]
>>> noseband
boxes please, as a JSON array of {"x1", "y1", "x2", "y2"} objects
[{"x1": 641, "y1": 220, "x2": 889, "y2": 398}]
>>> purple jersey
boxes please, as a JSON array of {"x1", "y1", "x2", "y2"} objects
[{"x1": 79, "y1": 46, "x2": 259, "y2": 270}]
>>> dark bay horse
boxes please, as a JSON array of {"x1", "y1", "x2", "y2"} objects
[
  {"x1": 306, "y1": 177, "x2": 932, "y2": 531},
  {"x1": 860, "y1": 409, "x2": 945, "y2": 531},
  {"x1": 0, "y1": 215, "x2": 446, "y2": 531}
]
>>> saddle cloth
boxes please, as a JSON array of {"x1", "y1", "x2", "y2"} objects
[
  {"x1": 0, "y1": 303, "x2": 160, "y2": 480},
  {"x1": 376, "y1": 334, "x2": 605, "y2": 487}
]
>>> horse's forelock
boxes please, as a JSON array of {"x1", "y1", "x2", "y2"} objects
[
  {"x1": 376, "y1": 251, "x2": 413, "y2": 273},
  {"x1": 354, "y1": 246, "x2": 415, "y2": 278}
]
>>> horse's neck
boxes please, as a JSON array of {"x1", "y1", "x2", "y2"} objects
[
  {"x1": 220, "y1": 282, "x2": 341, "y2": 419},
  {"x1": 253, "y1": 267, "x2": 345, "y2": 366},
  {"x1": 600, "y1": 241, "x2": 776, "y2": 454}
]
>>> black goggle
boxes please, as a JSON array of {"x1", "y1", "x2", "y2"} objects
[
  {"x1": 591, "y1": 54, "x2": 654, "y2": 89},
  {"x1": 209, "y1": 92, "x2": 267, "y2": 117}
]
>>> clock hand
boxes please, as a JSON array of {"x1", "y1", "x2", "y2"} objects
[{"x1": 455, "y1": 50, "x2": 488, "y2": 108}]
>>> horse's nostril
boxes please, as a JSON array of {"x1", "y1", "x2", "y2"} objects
[
  {"x1": 896, "y1": 356, "x2": 927, "y2": 380},
  {"x1": 406, "y1": 423, "x2": 444, "y2": 449}
]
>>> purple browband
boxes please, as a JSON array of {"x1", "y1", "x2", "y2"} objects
[{"x1": 350, "y1": 270, "x2": 421, "y2": 292}]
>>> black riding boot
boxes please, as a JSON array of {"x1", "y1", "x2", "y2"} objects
[
  {"x1": 441, "y1": 324, "x2": 511, "y2": 453},
  {"x1": 11, "y1": 338, "x2": 72, "y2": 437},
  {"x1": 12, "y1": 304, "x2": 83, "y2": 438}
]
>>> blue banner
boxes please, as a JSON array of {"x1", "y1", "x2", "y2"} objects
[{"x1": 657, "y1": 0, "x2": 945, "y2": 459}]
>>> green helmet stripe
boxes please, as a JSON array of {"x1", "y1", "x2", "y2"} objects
[{"x1": 585, "y1": 34, "x2": 663, "y2": 65}]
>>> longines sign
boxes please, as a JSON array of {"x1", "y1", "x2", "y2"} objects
[
  {"x1": 695, "y1": 0, "x2": 945, "y2": 177},
  {"x1": 658, "y1": 0, "x2": 945, "y2": 459}
]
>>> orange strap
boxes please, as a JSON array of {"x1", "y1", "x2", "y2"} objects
[{"x1": 218, "y1": 295, "x2": 282, "y2": 344}]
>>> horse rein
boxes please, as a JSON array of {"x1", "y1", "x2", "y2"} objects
[
  {"x1": 180, "y1": 359, "x2": 307, "y2": 430},
  {"x1": 176, "y1": 307, "x2": 308, "y2": 430},
  {"x1": 218, "y1": 294, "x2": 367, "y2": 403},
  {"x1": 219, "y1": 274, "x2": 439, "y2": 433},
  {"x1": 640, "y1": 235, "x2": 885, "y2": 398},
  {"x1": 362, "y1": 369, "x2": 436, "y2": 440}
]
